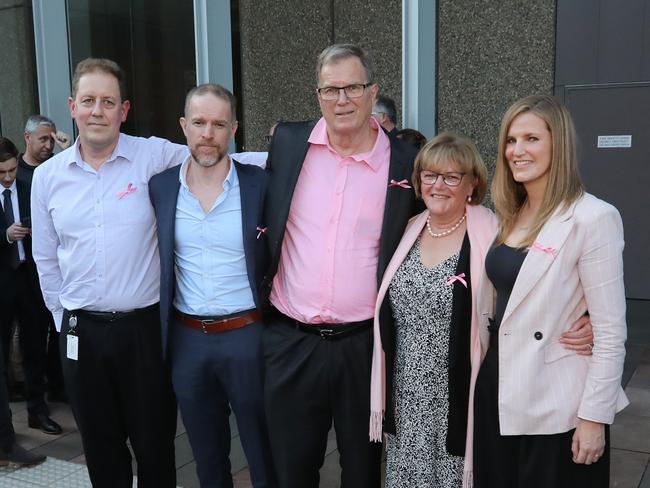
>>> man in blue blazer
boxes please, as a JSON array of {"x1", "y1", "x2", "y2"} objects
[{"x1": 149, "y1": 84, "x2": 275, "y2": 488}]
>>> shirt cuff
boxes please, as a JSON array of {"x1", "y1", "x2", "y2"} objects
[{"x1": 53, "y1": 310, "x2": 64, "y2": 333}]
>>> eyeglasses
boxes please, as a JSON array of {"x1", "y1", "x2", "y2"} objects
[
  {"x1": 317, "y1": 83, "x2": 372, "y2": 101},
  {"x1": 420, "y1": 171, "x2": 466, "y2": 187}
]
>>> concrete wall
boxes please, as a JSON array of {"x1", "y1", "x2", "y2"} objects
[
  {"x1": 0, "y1": 0, "x2": 38, "y2": 148},
  {"x1": 437, "y1": 0, "x2": 556, "y2": 182},
  {"x1": 237, "y1": 0, "x2": 402, "y2": 150}
]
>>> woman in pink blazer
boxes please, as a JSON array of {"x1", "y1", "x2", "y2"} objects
[{"x1": 472, "y1": 95, "x2": 628, "y2": 487}]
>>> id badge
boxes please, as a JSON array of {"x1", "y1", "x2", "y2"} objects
[{"x1": 66, "y1": 314, "x2": 79, "y2": 361}]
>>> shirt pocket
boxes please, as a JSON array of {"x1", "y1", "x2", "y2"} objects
[{"x1": 114, "y1": 181, "x2": 152, "y2": 225}]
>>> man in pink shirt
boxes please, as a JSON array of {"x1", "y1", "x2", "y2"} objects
[{"x1": 261, "y1": 44, "x2": 419, "y2": 488}]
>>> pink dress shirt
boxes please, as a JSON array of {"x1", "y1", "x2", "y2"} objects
[{"x1": 270, "y1": 117, "x2": 390, "y2": 324}]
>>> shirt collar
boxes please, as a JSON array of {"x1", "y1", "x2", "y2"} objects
[
  {"x1": 179, "y1": 156, "x2": 237, "y2": 191},
  {"x1": 3, "y1": 180, "x2": 17, "y2": 195},
  {"x1": 307, "y1": 116, "x2": 389, "y2": 172},
  {"x1": 67, "y1": 133, "x2": 130, "y2": 168}
]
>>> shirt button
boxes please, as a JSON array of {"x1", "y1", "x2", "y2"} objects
[{"x1": 534, "y1": 331, "x2": 543, "y2": 340}]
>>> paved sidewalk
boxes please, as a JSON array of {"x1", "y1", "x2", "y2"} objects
[{"x1": 1, "y1": 300, "x2": 648, "y2": 487}]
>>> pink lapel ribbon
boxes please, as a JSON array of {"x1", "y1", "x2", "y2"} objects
[
  {"x1": 528, "y1": 242, "x2": 557, "y2": 256},
  {"x1": 446, "y1": 272, "x2": 467, "y2": 288},
  {"x1": 117, "y1": 182, "x2": 137, "y2": 199},
  {"x1": 256, "y1": 226, "x2": 267, "y2": 239},
  {"x1": 388, "y1": 179, "x2": 412, "y2": 189}
]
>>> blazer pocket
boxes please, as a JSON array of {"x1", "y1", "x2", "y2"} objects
[{"x1": 544, "y1": 341, "x2": 576, "y2": 364}]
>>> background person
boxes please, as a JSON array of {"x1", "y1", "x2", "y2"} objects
[
  {"x1": 473, "y1": 94, "x2": 628, "y2": 487},
  {"x1": 0, "y1": 136, "x2": 62, "y2": 436},
  {"x1": 17, "y1": 114, "x2": 69, "y2": 404},
  {"x1": 373, "y1": 94, "x2": 398, "y2": 136}
]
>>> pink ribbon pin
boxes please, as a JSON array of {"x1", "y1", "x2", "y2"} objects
[
  {"x1": 388, "y1": 179, "x2": 412, "y2": 189},
  {"x1": 256, "y1": 226, "x2": 267, "y2": 239},
  {"x1": 528, "y1": 242, "x2": 556, "y2": 256},
  {"x1": 447, "y1": 273, "x2": 467, "y2": 288},
  {"x1": 117, "y1": 182, "x2": 137, "y2": 199}
]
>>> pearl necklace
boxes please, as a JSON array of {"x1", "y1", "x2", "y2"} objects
[{"x1": 426, "y1": 212, "x2": 467, "y2": 238}]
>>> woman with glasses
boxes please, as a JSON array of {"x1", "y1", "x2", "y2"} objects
[{"x1": 472, "y1": 95, "x2": 628, "y2": 487}]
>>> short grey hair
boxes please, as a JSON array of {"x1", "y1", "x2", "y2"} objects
[
  {"x1": 24, "y1": 115, "x2": 56, "y2": 134},
  {"x1": 316, "y1": 44, "x2": 375, "y2": 85},
  {"x1": 184, "y1": 83, "x2": 237, "y2": 121}
]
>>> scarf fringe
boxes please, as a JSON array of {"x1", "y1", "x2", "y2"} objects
[{"x1": 369, "y1": 411, "x2": 383, "y2": 442}]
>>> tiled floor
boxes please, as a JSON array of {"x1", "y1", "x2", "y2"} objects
[{"x1": 1, "y1": 299, "x2": 648, "y2": 487}]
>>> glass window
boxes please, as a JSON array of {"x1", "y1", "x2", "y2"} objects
[{"x1": 66, "y1": 0, "x2": 196, "y2": 143}]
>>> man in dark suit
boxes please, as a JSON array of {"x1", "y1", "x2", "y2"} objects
[
  {"x1": 0, "y1": 137, "x2": 62, "y2": 437},
  {"x1": 260, "y1": 44, "x2": 418, "y2": 488},
  {"x1": 149, "y1": 84, "x2": 276, "y2": 488}
]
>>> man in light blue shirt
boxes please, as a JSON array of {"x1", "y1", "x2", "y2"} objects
[{"x1": 149, "y1": 83, "x2": 275, "y2": 488}]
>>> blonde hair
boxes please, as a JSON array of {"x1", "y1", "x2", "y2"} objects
[
  {"x1": 492, "y1": 95, "x2": 584, "y2": 246},
  {"x1": 412, "y1": 131, "x2": 487, "y2": 204}
]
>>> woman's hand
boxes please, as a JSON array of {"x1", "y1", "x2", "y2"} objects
[
  {"x1": 559, "y1": 314, "x2": 594, "y2": 356},
  {"x1": 572, "y1": 418, "x2": 605, "y2": 464}
]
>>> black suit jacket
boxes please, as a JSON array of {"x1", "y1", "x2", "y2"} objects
[
  {"x1": 1, "y1": 180, "x2": 38, "y2": 288},
  {"x1": 149, "y1": 161, "x2": 269, "y2": 356},
  {"x1": 260, "y1": 120, "x2": 419, "y2": 308}
]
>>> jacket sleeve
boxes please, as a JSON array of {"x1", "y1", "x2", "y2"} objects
[{"x1": 577, "y1": 203, "x2": 627, "y2": 424}]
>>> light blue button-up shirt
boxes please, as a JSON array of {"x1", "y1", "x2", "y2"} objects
[{"x1": 173, "y1": 159, "x2": 255, "y2": 316}]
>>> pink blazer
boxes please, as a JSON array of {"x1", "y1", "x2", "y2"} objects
[
  {"x1": 475, "y1": 193, "x2": 629, "y2": 436},
  {"x1": 370, "y1": 204, "x2": 498, "y2": 487}
]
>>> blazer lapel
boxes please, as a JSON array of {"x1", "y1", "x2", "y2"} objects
[
  {"x1": 377, "y1": 143, "x2": 414, "y2": 285},
  {"x1": 501, "y1": 202, "x2": 577, "y2": 327},
  {"x1": 266, "y1": 121, "x2": 315, "y2": 268},
  {"x1": 235, "y1": 163, "x2": 261, "y2": 306},
  {"x1": 160, "y1": 168, "x2": 182, "y2": 283}
]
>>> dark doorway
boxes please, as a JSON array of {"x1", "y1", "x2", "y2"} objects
[
  {"x1": 66, "y1": 0, "x2": 196, "y2": 143},
  {"x1": 555, "y1": 0, "x2": 650, "y2": 300}
]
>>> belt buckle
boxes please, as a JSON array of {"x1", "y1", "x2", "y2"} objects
[
  {"x1": 319, "y1": 328, "x2": 334, "y2": 340},
  {"x1": 200, "y1": 317, "x2": 227, "y2": 334}
]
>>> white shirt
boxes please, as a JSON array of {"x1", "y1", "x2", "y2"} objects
[
  {"x1": 173, "y1": 159, "x2": 255, "y2": 316},
  {"x1": 1, "y1": 181, "x2": 26, "y2": 261},
  {"x1": 230, "y1": 151, "x2": 268, "y2": 169},
  {"x1": 31, "y1": 133, "x2": 188, "y2": 330}
]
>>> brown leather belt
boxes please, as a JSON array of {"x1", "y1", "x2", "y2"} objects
[{"x1": 174, "y1": 309, "x2": 261, "y2": 334}]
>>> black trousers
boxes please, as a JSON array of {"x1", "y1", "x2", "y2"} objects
[
  {"x1": 60, "y1": 305, "x2": 177, "y2": 488},
  {"x1": 473, "y1": 331, "x2": 610, "y2": 488},
  {"x1": 0, "y1": 341, "x2": 14, "y2": 450},
  {"x1": 262, "y1": 315, "x2": 382, "y2": 488},
  {"x1": 0, "y1": 264, "x2": 49, "y2": 415}
]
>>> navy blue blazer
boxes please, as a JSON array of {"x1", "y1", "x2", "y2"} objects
[{"x1": 148, "y1": 160, "x2": 269, "y2": 356}]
